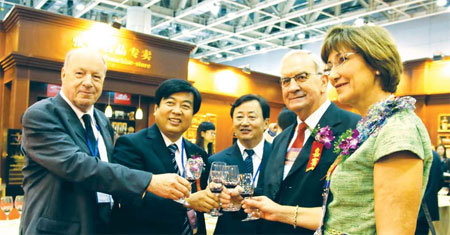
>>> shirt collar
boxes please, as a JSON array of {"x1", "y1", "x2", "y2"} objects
[
  {"x1": 298, "y1": 99, "x2": 331, "y2": 130},
  {"x1": 160, "y1": 130, "x2": 183, "y2": 152},
  {"x1": 237, "y1": 138, "x2": 265, "y2": 161},
  {"x1": 60, "y1": 91, "x2": 94, "y2": 122}
]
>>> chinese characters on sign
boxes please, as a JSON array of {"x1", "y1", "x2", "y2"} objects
[{"x1": 73, "y1": 34, "x2": 152, "y2": 69}]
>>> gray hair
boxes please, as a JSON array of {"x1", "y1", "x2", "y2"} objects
[{"x1": 281, "y1": 50, "x2": 325, "y2": 73}]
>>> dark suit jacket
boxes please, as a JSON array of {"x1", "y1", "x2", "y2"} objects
[
  {"x1": 208, "y1": 141, "x2": 272, "y2": 234},
  {"x1": 110, "y1": 124, "x2": 209, "y2": 234},
  {"x1": 416, "y1": 151, "x2": 443, "y2": 234},
  {"x1": 20, "y1": 94, "x2": 152, "y2": 235},
  {"x1": 262, "y1": 102, "x2": 360, "y2": 234}
]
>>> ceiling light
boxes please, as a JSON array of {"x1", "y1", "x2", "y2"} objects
[
  {"x1": 200, "y1": 57, "x2": 210, "y2": 64},
  {"x1": 111, "y1": 21, "x2": 122, "y2": 29},
  {"x1": 135, "y1": 96, "x2": 143, "y2": 120},
  {"x1": 105, "y1": 92, "x2": 113, "y2": 118},
  {"x1": 354, "y1": 18, "x2": 364, "y2": 26},
  {"x1": 210, "y1": 2, "x2": 220, "y2": 15},
  {"x1": 215, "y1": 54, "x2": 223, "y2": 58},
  {"x1": 182, "y1": 29, "x2": 190, "y2": 36},
  {"x1": 227, "y1": 12, "x2": 237, "y2": 18},
  {"x1": 241, "y1": 65, "x2": 251, "y2": 74},
  {"x1": 436, "y1": 0, "x2": 447, "y2": 7},
  {"x1": 247, "y1": 45, "x2": 256, "y2": 51},
  {"x1": 75, "y1": 3, "x2": 85, "y2": 11},
  {"x1": 298, "y1": 33, "x2": 306, "y2": 39}
]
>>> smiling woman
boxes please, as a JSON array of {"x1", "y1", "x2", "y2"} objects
[{"x1": 318, "y1": 25, "x2": 433, "y2": 235}]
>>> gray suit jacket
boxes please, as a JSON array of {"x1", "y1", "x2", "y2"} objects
[{"x1": 20, "y1": 94, "x2": 152, "y2": 234}]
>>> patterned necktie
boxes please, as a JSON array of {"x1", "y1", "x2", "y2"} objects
[
  {"x1": 292, "y1": 122, "x2": 307, "y2": 148},
  {"x1": 168, "y1": 143, "x2": 192, "y2": 235},
  {"x1": 243, "y1": 149, "x2": 254, "y2": 175},
  {"x1": 82, "y1": 114, "x2": 98, "y2": 157},
  {"x1": 168, "y1": 144, "x2": 180, "y2": 175}
]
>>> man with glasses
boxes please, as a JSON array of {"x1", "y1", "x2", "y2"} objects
[{"x1": 254, "y1": 50, "x2": 360, "y2": 234}]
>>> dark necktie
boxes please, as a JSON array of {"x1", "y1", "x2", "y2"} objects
[
  {"x1": 168, "y1": 144, "x2": 181, "y2": 175},
  {"x1": 168, "y1": 143, "x2": 192, "y2": 235},
  {"x1": 82, "y1": 114, "x2": 98, "y2": 157},
  {"x1": 244, "y1": 149, "x2": 254, "y2": 175}
]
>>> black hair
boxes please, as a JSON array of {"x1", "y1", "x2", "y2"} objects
[
  {"x1": 277, "y1": 107, "x2": 297, "y2": 130},
  {"x1": 230, "y1": 94, "x2": 270, "y2": 119},
  {"x1": 154, "y1": 79, "x2": 202, "y2": 114},
  {"x1": 195, "y1": 121, "x2": 216, "y2": 155}
]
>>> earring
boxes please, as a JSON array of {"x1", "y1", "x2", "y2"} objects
[{"x1": 375, "y1": 70, "x2": 380, "y2": 75}]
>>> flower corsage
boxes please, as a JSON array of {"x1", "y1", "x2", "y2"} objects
[{"x1": 306, "y1": 125, "x2": 335, "y2": 172}]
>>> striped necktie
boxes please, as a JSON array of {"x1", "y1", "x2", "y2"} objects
[
  {"x1": 168, "y1": 143, "x2": 192, "y2": 235},
  {"x1": 244, "y1": 149, "x2": 254, "y2": 175}
]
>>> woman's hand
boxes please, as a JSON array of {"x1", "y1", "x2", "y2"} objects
[{"x1": 242, "y1": 196, "x2": 282, "y2": 222}]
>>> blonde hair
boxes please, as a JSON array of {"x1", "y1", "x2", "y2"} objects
[
  {"x1": 321, "y1": 25, "x2": 402, "y2": 93},
  {"x1": 64, "y1": 48, "x2": 107, "y2": 72}
]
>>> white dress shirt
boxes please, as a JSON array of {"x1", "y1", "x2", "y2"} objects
[
  {"x1": 283, "y1": 99, "x2": 331, "y2": 180},
  {"x1": 237, "y1": 138, "x2": 265, "y2": 186},
  {"x1": 160, "y1": 131, "x2": 188, "y2": 176}
]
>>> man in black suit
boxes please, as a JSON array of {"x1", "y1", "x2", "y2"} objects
[
  {"x1": 241, "y1": 50, "x2": 360, "y2": 234},
  {"x1": 209, "y1": 94, "x2": 272, "y2": 234},
  {"x1": 20, "y1": 48, "x2": 191, "y2": 234},
  {"x1": 110, "y1": 79, "x2": 219, "y2": 234}
]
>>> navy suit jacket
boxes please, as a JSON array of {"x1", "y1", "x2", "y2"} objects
[
  {"x1": 110, "y1": 124, "x2": 209, "y2": 234},
  {"x1": 208, "y1": 140, "x2": 272, "y2": 234},
  {"x1": 262, "y1": 102, "x2": 360, "y2": 234},
  {"x1": 20, "y1": 94, "x2": 152, "y2": 234}
]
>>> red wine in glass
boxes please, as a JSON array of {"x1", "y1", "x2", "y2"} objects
[{"x1": 224, "y1": 182, "x2": 239, "y2": 189}]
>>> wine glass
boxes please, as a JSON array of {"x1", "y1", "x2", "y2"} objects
[
  {"x1": 175, "y1": 158, "x2": 203, "y2": 205},
  {"x1": 240, "y1": 173, "x2": 259, "y2": 221},
  {"x1": 222, "y1": 165, "x2": 240, "y2": 212},
  {"x1": 0, "y1": 196, "x2": 13, "y2": 219},
  {"x1": 15, "y1": 195, "x2": 24, "y2": 214},
  {"x1": 208, "y1": 162, "x2": 226, "y2": 216}
]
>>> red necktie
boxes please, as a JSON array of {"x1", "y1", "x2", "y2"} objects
[{"x1": 292, "y1": 122, "x2": 307, "y2": 148}]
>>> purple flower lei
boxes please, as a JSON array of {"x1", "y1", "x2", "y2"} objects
[
  {"x1": 334, "y1": 96, "x2": 416, "y2": 161},
  {"x1": 188, "y1": 155, "x2": 205, "y2": 171},
  {"x1": 311, "y1": 125, "x2": 335, "y2": 149}
]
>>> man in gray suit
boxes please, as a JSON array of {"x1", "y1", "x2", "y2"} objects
[{"x1": 20, "y1": 48, "x2": 191, "y2": 234}]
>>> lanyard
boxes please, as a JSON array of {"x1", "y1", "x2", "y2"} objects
[
  {"x1": 85, "y1": 125, "x2": 99, "y2": 157},
  {"x1": 252, "y1": 161, "x2": 262, "y2": 187},
  {"x1": 180, "y1": 141, "x2": 186, "y2": 177}
]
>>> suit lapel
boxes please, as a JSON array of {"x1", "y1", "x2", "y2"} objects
[
  {"x1": 147, "y1": 125, "x2": 176, "y2": 173},
  {"x1": 94, "y1": 110, "x2": 114, "y2": 160},
  {"x1": 54, "y1": 94, "x2": 90, "y2": 153},
  {"x1": 285, "y1": 103, "x2": 342, "y2": 179},
  {"x1": 256, "y1": 141, "x2": 271, "y2": 189},
  {"x1": 267, "y1": 126, "x2": 294, "y2": 198},
  {"x1": 228, "y1": 143, "x2": 245, "y2": 169}
]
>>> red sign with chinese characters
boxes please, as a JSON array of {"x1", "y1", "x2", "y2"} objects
[
  {"x1": 114, "y1": 92, "x2": 131, "y2": 105},
  {"x1": 47, "y1": 84, "x2": 61, "y2": 97}
]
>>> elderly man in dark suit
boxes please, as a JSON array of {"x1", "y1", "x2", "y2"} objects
[
  {"x1": 209, "y1": 94, "x2": 272, "y2": 234},
  {"x1": 239, "y1": 50, "x2": 361, "y2": 234},
  {"x1": 20, "y1": 48, "x2": 191, "y2": 235},
  {"x1": 110, "y1": 79, "x2": 219, "y2": 235}
]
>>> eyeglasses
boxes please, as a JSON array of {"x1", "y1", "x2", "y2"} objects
[
  {"x1": 324, "y1": 52, "x2": 357, "y2": 75},
  {"x1": 280, "y1": 72, "x2": 322, "y2": 87}
]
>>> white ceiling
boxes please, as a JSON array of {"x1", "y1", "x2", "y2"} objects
[{"x1": 1, "y1": 0, "x2": 448, "y2": 63}]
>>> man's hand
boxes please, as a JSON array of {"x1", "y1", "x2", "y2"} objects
[
  {"x1": 185, "y1": 188, "x2": 219, "y2": 213},
  {"x1": 147, "y1": 173, "x2": 191, "y2": 200},
  {"x1": 219, "y1": 186, "x2": 243, "y2": 208}
]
